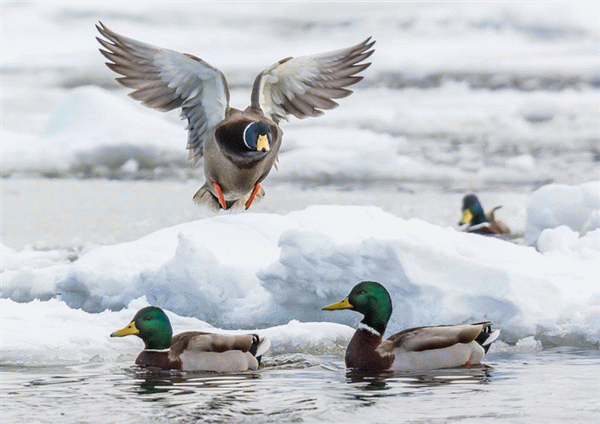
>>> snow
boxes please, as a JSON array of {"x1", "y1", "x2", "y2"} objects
[
  {"x1": 525, "y1": 181, "x2": 600, "y2": 244},
  {"x1": 3, "y1": 3, "x2": 599, "y2": 186},
  {"x1": 2, "y1": 2, "x2": 600, "y2": 367},
  {"x1": 2, "y1": 203, "x2": 600, "y2": 366},
  {"x1": 3, "y1": 86, "x2": 186, "y2": 174}
]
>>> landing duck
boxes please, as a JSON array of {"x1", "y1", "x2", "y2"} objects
[
  {"x1": 111, "y1": 306, "x2": 270, "y2": 372},
  {"x1": 323, "y1": 281, "x2": 500, "y2": 371},
  {"x1": 96, "y1": 22, "x2": 374, "y2": 210},
  {"x1": 459, "y1": 194, "x2": 510, "y2": 235}
]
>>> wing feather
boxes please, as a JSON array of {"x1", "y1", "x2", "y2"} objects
[
  {"x1": 385, "y1": 324, "x2": 486, "y2": 353},
  {"x1": 96, "y1": 22, "x2": 229, "y2": 160},
  {"x1": 251, "y1": 37, "x2": 375, "y2": 123}
]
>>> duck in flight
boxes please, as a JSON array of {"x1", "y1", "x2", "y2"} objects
[{"x1": 96, "y1": 22, "x2": 374, "y2": 210}]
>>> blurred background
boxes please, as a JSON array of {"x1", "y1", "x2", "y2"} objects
[{"x1": 2, "y1": 1, "x2": 599, "y2": 248}]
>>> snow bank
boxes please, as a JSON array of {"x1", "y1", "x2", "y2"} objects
[
  {"x1": 525, "y1": 181, "x2": 600, "y2": 245},
  {"x1": 0, "y1": 296, "x2": 353, "y2": 366},
  {"x1": 3, "y1": 205, "x2": 599, "y2": 359},
  {"x1": 3, "y1": 86, "x2": 186, "y2": 174},
  {"x1": 4, "y1": 3, "x2": 599, "y2": 187}
]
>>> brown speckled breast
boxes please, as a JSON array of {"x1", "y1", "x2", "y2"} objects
[
  {"x1": 135, "y1": 351, "x2": 182, "y2": 370},
  {"x1": 345, "y1": 329, "x2": 394, "y2": 371}
]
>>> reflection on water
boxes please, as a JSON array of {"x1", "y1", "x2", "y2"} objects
[
  {"x1": 344, "y1": 365, "x2": 495, "y2": 408},
  {"x1": 4, "y1": 351, "x2": 600, "y2": 424},
  {"x1": 347, "y1": 364, "x2": 494, "y2": 387}
]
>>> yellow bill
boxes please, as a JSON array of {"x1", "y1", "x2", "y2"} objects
[
  {"x1": 459, "y1": 209, "x2": 473, "y2": 225},
  {"x1": 111, "y1": 321, "x2": 139, "y2": 337},
  {"x1": 256, "y1": 134, "x2": 270, "y2": 152},
  {"x1": 322, "y1": 297, "x2": 353, "y2": 311}
]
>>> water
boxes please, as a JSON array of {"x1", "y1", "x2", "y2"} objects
[
  {"x1": 1, "y1": 178, "x2": 529, "y2": 250},
  {"x1": 2, "y1": 178, "x2": 598, "y2": 421},
  {"x1": 3, "y1": 350, "x2": 599, "y2": 423},
  {"x1": 3, "y1": 3, "x2": 599, "y2": 421}
]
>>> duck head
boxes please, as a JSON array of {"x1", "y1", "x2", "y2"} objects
[
  {"x1": 459, "y1": 194, "x2": 487, "y2": 226},
  {"x1": 243, "y1": 121, "x2": 272, "y2": 153},
  {"x1": 111, "y1": 306, "x2": 173, "y2": 350},
  {"x1": 323, "y1": 281, "x2": 393, "y2": 336}
]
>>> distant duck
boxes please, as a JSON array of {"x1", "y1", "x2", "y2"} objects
[
  {"x1": 96, "y1": 22, "x2": 374, "y2": 210},
  {"x1": 323, "y1": 281, "x2": 500, "y2": 371},
  {"x1": 111, "y1": 306, "x2": 270, "y2": 372},
  {"x1": 459, "y1": 194, "x2": 510, "y2": 235}
]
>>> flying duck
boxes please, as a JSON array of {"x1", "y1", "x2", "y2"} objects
[{"x1": 96, "y1": 22, "x2": 374, "y2": 210}]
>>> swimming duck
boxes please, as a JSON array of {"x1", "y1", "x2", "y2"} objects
[
  {"x1": 323, "y1": 281, "x2": 499, "y2": 371},
  {"x1": 96, "y1": 22, "x2": 374, "y2": 210},
  {"x1": 111, "y1": 306, "x2": 270, "y2": 372},
  {"x1": 459, "y1": 194, "x2": 510, "y2": 235}
]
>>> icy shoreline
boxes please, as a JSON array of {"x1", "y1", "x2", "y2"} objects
[{"x1": 3, "y1": 188, "x2": 599, "y2": 366}]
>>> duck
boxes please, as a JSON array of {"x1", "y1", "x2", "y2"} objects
[
  {"x1": 322, "y1": 281, "x2": 500, "y2": 371},
  {"x1": 96, "y1": 22, "x2": 375, "y2": 210},
  {"x1": 459, "y1": 194, "x2": 510, "y2": 235},
  {"x1": 111, "y1": 306, "x2": 270, "y2": 372}
]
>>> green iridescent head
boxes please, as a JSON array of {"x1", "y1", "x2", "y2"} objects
[
  {"x1": 460, "y1": 194, "x2": 487, "y2": 226},
  {"x1": 111, "y1": 306, "x2": 173, "y2": 350},
  {"x1": 323, "y1": 281, "x2": 393, "y2": 335}
]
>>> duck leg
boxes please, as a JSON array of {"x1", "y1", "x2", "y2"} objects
[
  {"x1": 212, "y1": 182, "x2": 227, "y2": 210},
  {"x1": 245, "y1": 182, "x2": 262, "y2": 210}
]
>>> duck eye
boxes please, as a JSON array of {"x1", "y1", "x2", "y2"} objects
[{"x1": 144, "y1": 316, "x2": 152, "y2": 321}]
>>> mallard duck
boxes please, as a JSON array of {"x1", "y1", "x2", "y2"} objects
[
  {"x1": 111, "y1": 306, "x2": 270, "y2": 372},
  {"x1": 323, "y1": 281, "x2": 500, "y2": 371},
  {"x1": 459, "y1": 194, "x2": 510, "y2": 235},
  {"x1": 96, "y1": 22, "x2": 374, "y2": 210}
]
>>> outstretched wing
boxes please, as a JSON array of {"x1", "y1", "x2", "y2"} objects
[
  {"x1": 96, "y1": 22, "x2": 229, "y2": 163},
  {"x1": 251, "y1": 38, "x2": 375, "y2": 123}
]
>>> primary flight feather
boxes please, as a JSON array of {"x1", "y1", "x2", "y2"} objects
[{"x1": 97, "y1": 22, "x2": 374, "y2": 210}]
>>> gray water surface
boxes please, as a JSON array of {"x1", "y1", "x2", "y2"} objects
[{"x1": 4, "y1": 350, "x2": 599, "y2": 424}]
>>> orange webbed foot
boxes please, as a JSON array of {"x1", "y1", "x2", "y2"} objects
[
  {"x1": 245, "y1": 182, "x2": 262, "y2": 210},
  {"x1": 212, "y1": 182, "x2": 227, "y2": 210}
]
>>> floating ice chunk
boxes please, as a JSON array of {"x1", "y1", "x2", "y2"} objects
[{"x1": 524, "y1": 181, "x2": 600, "y2": 245}]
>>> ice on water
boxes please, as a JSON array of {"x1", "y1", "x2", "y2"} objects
[
  {"x1": 3, "y1": 196, "x2": 599, "y2": 366},
  {"x1": 2, "y1": 2, "x2": 600, "y2": 367}
]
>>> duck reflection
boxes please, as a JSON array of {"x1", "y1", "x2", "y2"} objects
[
  {"x1": 346, "y1": 364, "x2": 495, "y2": 389},
  {"x1": 126, "y1": 366, "x2": 262, "y2": 397}
]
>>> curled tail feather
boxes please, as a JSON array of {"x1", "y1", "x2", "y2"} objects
[{"x1": 473, "y1": 322, "x2": 500, "y2": 353}]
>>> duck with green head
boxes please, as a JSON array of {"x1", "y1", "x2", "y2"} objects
[
  {"x1": 323, "y1": 281, "x2": 500, "y2": 371},
  {"x1": 111, "y1": 306, "x2": 270, "y2": 372},
  {"x1": 96, "y1": 22, "x2": 374, "y2": 211},
  {"x1": 459, "y1": 194, "x2": 510, "y2": 235}
]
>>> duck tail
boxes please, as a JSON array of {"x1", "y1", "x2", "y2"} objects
[
  {"x1": 250, "y1": 335, "x2": 271, "y2": 365},
  {"x1": 193, "y1": 185, "x2": 225, "y2": 211},
  {"x1": 473, "y1": 322, "x2": 500, "y2": 353},
  {"x1": 487, "y1": 205, "x2": 503, "y2": 221}
]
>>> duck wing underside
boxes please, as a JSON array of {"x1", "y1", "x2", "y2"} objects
[
  {"x1": 252, "y1": 38, "x2": 375, "y2": 123},
  {"x1": 383, "y1": 323, "x2": 488, "y2": 353},
  {"x1": 96, "y1": 22, "x2": 229, "y2": 164}
]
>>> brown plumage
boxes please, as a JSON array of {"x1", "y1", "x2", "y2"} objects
[
  {"x1": 111, "y1": 307, "x2": 270, "y2": 372},
  {"x1": 96, "y1": 22, "x2": 374, "y2": 210},
  {"x1": 324, "y1": 282, "x2": 501, "y2": 371},
  {"x1": 459, "y1": 194, "x2": 510, "y2": 235}
]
